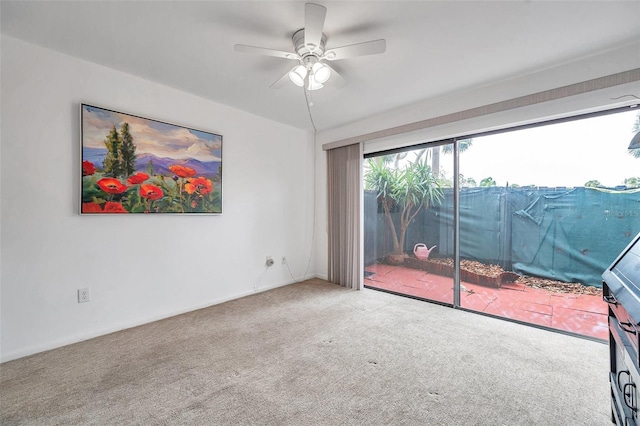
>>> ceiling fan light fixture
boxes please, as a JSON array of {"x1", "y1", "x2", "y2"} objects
[
  {"x1": 288, "y1": 65, "x2": 307, "y2": 87},
  {"x1": 306, "y1": 77, "x2": 324, "y2": 91},
  {"x1": 235, "y1": 3, "x2": 386, "y2": 91},
  {"x1": 311, "y1": 62, "x2": 331, "y2": 84}
]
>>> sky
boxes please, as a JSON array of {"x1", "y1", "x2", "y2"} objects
[
  {"x1": 438, "y1": 109, "x2": 640, "y2": 188},
  {"x1": 82, "y1": 105, "x2": 222, "y2": 162}
]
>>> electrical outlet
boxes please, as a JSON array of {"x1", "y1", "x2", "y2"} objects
[
  {"x1": 282, "y1": 256, "x2": 287, "y2": 265},
  {"x1": 78, "y1": 288, "x2": 90, "y2": 303},
  {"x1": 266, "y1": 256, "x2": 275, "y2": 267}
]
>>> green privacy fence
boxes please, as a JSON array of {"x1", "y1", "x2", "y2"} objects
[{"x1": 365, "y1": 186, "x2": 640, "y2": 288}]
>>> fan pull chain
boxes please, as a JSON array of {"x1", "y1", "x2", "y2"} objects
[{"x1": 306, "y1": 89, "x2": 314, "y2": 107}]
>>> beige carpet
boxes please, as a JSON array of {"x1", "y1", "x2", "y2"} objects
[{"x1": 1, "y1": 278, "x2": 610, "y2": 425}]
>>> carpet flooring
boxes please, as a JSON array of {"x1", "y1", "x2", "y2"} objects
[{"x1": 1, "y1": 279, "x2": 610, "y2": 425}]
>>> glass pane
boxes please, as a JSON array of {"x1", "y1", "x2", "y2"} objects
[
  {"x1": 364, "y1": 144, "x2": 454, "y2": 305},
  {"x1": 458, "y1": 110, "x2": 640, "y2": 339}
]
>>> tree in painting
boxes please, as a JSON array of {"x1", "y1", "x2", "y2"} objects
[
  {"x1": 120, "y1": 123, "x2": 137, "y2": 177},
  {"x1": 103, "y1": 125, "x2": 123, "y2": 177}
]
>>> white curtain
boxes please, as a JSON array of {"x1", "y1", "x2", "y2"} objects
[{"x1": 327, "y1": 143, "x2": 362, "y2": 289}]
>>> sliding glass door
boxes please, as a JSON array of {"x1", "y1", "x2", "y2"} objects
[
  {"x1": 363, "y1": 143, "x2": 455, "y2": 305},
  {"x1": 364, "y1": 108, "x2": 640, "y2": 340},
  {"x1": 457, "y1": 111, "x2": 640, "y2": 339}
]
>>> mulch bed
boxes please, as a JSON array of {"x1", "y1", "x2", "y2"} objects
[{"x1": 387, "y1": 256, "x2": 602, "y2": 296}]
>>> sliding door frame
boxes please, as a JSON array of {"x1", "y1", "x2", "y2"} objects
[
  {"x1": 363, "y1": 104, "x2": 640, "y2": 330},
  {"x1": 364, "y1": 138, "x2": 458, "y2": 306}
]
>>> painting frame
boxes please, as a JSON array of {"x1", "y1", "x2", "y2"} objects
[{"x1": 80, "y1": 104, "x2": 223, "y2": 215}]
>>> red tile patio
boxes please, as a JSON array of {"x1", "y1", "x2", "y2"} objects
[{"x1": 364, "y1": 263, "x2": 608, "y2": 340}]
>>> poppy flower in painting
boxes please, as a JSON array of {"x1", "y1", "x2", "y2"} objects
[
  {"x1": 127, "y1": 172, "x2": 149, "y2": 185},
  {"x1": 169, "y1": 165, "x2": 197, "y2": 178},
  {"x1": 140, "y1": 184, "x2": 163, "y2": 201},
  {"x1": 185, "y1": 177, "x2": 213, "y2": 195},
  {"x1": 103, "y1": 202, "x2": 128, "y2": 213},
  {"x1": 97, "y1": 178, "x2": 128, "y2": 194},
  {"x1": 82, "y1": 202, "x2": 103, "y2": 213},
  {"x1": 82, "y1": 161, "x2": 96, "y2": 176}
]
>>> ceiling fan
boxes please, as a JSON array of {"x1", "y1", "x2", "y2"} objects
[{"x1": 234, "y1": 3, "x2": 386, "y2": 91}]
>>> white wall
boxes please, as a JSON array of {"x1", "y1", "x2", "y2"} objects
[{"x1": 0, "y1": 36, "x2": 316, "y2": 362}]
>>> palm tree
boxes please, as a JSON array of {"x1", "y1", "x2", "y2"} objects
[
  {"x1": 442, "y1": 138, "x2": 473, "y2": 154},
  {"x1": 431, "y1": 138, "x2": 473, "y2": 176},
  {"x1": 408, "y1": 139, "x2": 474, "y2": 177},
  {"x1": 365, "y1": 157, "x2": 444, "y2": 257}
]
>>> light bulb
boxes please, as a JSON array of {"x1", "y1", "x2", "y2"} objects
[
  {"x1": 307, "y1": 78, "x2": 324, "y2": 91},
  {"x1": 288, "y1": 65, "x2": 307, "y2": 87},
  {"x1": 312, "y1": 62, "x2": 331, "y2": 84}
]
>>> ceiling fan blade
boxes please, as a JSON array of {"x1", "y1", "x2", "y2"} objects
[
  {"x1": 304, "y1": 3, "x2": 327, "y2": 52},
  {"x1": 323, "y1": 39, "x2": 386, "y2": 61},
  {"x1": 324, "y1": 64, "x2": 347, "y2": 88},
  {"x1": 234, "y1": 44, "x2": 300, "y2": 60},
  {"x1": 270, "y1": 68, "x2": 293, "y2": 89}
]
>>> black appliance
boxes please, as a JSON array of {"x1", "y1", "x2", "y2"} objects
[{"x1": 603, "y1": 232, "x2": 640, "y2": 425}]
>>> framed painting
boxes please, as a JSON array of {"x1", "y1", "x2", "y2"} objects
[{"x1": 81, "y1": 104, "x2": 222, "y2": 214}]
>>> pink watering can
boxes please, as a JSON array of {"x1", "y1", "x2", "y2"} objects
[{"x1": 414, "y1": 243, "x2": 437, "y2": 260}]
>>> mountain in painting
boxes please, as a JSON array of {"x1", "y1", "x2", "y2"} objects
[
  {"x1": 135, "y1": 153, "x2": 220, "y2": 178},
  {"x1": 83, "y1": 148, "x2": 220, "y2": 178},
  {"x1": 83, "y1": 147, "x2": 107, "y2": 168}
]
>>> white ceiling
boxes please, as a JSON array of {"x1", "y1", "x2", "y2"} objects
[{"x1": 2, "y1": 1, "x2": 639, "y2": 132}]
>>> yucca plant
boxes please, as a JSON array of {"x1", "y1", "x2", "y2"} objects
[{"x1": 365, "y1": 156, "x2": 444, "y2": 257}]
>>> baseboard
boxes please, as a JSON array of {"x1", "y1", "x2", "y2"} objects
[{"x1": 1, "y1": 278, "x2": 299, "y2": 363}]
